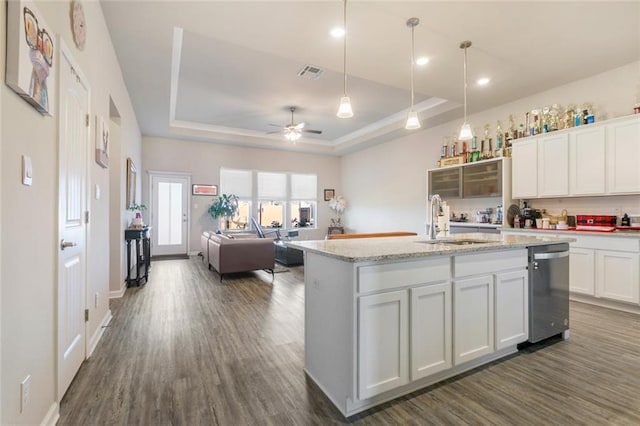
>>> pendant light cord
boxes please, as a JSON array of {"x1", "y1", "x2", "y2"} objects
[
  {"x1": 410, "y1": 23, "x2": 415, "y2": 109},
  {"x1": 463, "y1": 44, "x2": 468, "y2": 122},
  {"x1": 343, "y1": 0, "x2": 348, "y2": 96}
]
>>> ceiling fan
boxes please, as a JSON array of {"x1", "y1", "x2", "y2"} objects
[{"x1": 268, "y1": 107, "x2": 322, "y2": 142}]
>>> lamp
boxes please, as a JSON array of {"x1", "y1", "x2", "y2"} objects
[
  {"x1": 458, "y1": 40, "x2": 473, "y2": 141},
  {"x1": 336, "y1": 0, "x2": 353, "y2": 118},
  {"x1": 405, "y1": 17, "x2": 420, "y2": 130}
]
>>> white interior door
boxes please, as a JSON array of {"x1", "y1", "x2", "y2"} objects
[
  {"x1": 58, "y1": 46, "x2": 89, "y2": 400},
  {"x1": 150, "y1": 173, "x2": 190, "y2": 256}
]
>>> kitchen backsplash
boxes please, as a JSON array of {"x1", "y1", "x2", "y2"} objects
[{"x1": 443, "y1": 195, "x2": 640, "y2": 224}]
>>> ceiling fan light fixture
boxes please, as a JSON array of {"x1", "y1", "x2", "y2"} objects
[
  {"x1": 337, "y1": 96, "x2": 354, "y2": 118},
  {"x1": 405, "y1": 110, "x2": 420, "y2": 130},
  {"x1": 405, "y1": 17, "x2": 420, "y2": 131},
  {"x1": 285, "y1": 130, "x2": 301, "y2": 142},
  {"x1": 336, "y1": 0, "x2": 353, "y2": 119},
  {"x1": 458, "y1": 40, "x2": 474, "y2": 141}
]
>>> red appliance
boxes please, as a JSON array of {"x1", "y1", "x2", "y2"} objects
[{"x1": 575, "y1": 215, "x2": 617, "y2": 232}]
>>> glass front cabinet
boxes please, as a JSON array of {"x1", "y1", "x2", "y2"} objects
[
  {"x1": 428, "y1": 167, "x2": 461, "y2": 199},
  {"x1": 428, "y1": 158, "x2": 508, "y2": 200},
  {"x1": 462, "y1": 161, "x2": 502, "y2": 198}
]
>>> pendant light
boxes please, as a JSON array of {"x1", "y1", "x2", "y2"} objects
[
  {"x1": 336, "y1": 0, "x2": 353, "y2": 118},
  {"x1": 458, "y1": 40, "x2": 473, "y2": 141},
  {"x1": 405, "y1": 17, "x2": 420, "y2": 130}
]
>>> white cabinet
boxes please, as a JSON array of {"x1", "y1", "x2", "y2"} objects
[
  {"x1": 569, "y1": 126, "x2": 606, "y2": 195},
  {"x1": 410, "y1": 282, "x2": 452, "y2": 380},
  {"x1": 358, "y1": 290, "x2": 409, "y2": 399},
  {"x1": 538, "y1": 133, "x2": 569, "y2": 197},
  {"x1": 511, "y1": 115, "x2": 640, "y2": 199},
  {"x1": 495, "y1": 270, "x2": 529, "y2": 350},
  {"x1": 606, "y1": 117, "x2": 640, "y2": 194},
  {"x1": 453, "y1": 275, "x2": 495, "y2": 365},
  {"x1": 596, "y1": 250, "x2": 640, "y2": 304},
  {"x1": 512, "y1": 138, "x2": 538, "y2": 199},
  {"x1": 569, "y1": 248, "x2": 596, "y2": 295}
]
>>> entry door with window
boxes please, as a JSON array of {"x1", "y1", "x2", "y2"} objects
[{"x1": 150, "y1": 174, "x2": 190, "y2": 256}]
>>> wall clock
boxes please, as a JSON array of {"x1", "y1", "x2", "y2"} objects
[{"x1": 71, "y1": 0, "x2": 86, "y2": 50}]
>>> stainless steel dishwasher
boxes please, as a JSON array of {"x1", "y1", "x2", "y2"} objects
[{"x1": 527, "y1": 243, "x2": 570, "y2": 343}]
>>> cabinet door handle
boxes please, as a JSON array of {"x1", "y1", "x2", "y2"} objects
[{"x1": 60, "y1": 239, "x2": 77, "y2": 250}]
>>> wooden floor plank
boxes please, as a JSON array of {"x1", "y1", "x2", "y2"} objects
[{"x1": 58, "y1": 257, "x2": 640, "y2": 425}]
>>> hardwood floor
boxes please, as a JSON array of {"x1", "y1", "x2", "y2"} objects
[{"x1": 59, "y1": 257, "x2": 640, "y2": 425}]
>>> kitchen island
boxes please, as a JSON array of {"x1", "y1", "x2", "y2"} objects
[{"x1": 289, "y1": 233, "x2": 573, "y2": 417}]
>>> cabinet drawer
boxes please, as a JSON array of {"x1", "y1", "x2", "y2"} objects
[
  {"x1": 572, "y1": 235, "x2": 640, "y2": 252},
  {"x1": 358, "y1": 257, "x2": 450, "y2": 294},
  {"x1": 454, "y1": 249, "x2": 527, "y2": 278}
]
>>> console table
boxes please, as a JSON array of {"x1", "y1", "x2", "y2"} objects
[{"x1": 125, "y1": 226, "x2": 151, "y2": 286}]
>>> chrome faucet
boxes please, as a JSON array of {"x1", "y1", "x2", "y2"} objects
[{"x1": 429, "y1": 194, "x2": 442, "y2": 240}]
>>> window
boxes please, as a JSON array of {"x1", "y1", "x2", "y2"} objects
[
  {"x1": 220, "y1": 169, "x2": 252, "y2": 230},
  {"x1": 220, "y1": 168, "x2": 317, "y2": 231}
]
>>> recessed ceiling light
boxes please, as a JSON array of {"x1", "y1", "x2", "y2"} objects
[
  {"x1": 477, "y1": 77, "x2": 490, "y2": 86},
  {"x1": 416, "y1": 57, "x2": 429, "y2": 66},
  {"x1": 330, "y1": 27, "x2": 345, "y2": 38}
]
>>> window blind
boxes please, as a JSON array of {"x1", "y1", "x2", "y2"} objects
[
  {"x1": 258, "y1": 172, "x2": 287, "y2": 199},
  {"x1": 291, "y1": 174, "x2": 317, "y2": 200},
  {"x1": 220, "y1": 168, "x2": 252, "y2": 198}
]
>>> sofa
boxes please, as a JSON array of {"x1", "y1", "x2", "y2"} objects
[
  {"x1": 207, "y1": 233, "x2": 275, "y2": 279},
  {"x1": 201, "y1": 230, "x2": 216, "y2": 264}
]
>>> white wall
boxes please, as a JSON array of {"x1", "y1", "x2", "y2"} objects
[
  {"x1": 1, "y1": 1, "x2": 141, "y2": 424},
  {"x1": 142, "y1": 137, "x2": 342, "y2": 250},
  {"x1": 341, "y1": 61, "x2": 640, "y2": 233},
  {"x1": 0, "y1": 0, "x2": 4, "y2": 420}
]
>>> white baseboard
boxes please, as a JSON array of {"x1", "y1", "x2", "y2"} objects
[
  {"x1": 87, "y1": 310, "x2": 113, "y2": 357},
  {"x1": 188, "y1": 250, "x2": 199, "y2": 256},
  {"x1": 109, "y1": 282, "x2": 127, "y2": 299},
  {"x1": 40, "y1": 402, "x2": 59, "y2": 426}
]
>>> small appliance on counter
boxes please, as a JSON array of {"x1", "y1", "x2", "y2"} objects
[
  {"x1": 495, "y1": 204, "x2": 503, "y2": 225},
  {"x1": 616, "y1": 214, "x2": 640, "y2": 230},
  {"x1": 575, "y1": 215, "x2": 617, "y2": 232}
]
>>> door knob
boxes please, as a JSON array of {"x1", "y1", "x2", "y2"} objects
[{"x1": 60, "y1": 239, "x2": 77, "y2": 250}]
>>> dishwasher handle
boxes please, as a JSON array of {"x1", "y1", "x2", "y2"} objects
[{"x1": 533, "y1": 251, "x2": 569, "y2": 260}]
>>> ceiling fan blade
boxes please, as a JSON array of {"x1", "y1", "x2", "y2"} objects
[
  {"x1": 266, "y1": 130, "x2": 283, "y2": 134},
  {"x1": 295, "y1": 122, "x2": 306, "y2": 130},
  {"x1": 267, "y1": 123, "x2": 283, "y2": 127},
  {"x1": 303, "y1": 129, "x2": 323, "y2": 134}
]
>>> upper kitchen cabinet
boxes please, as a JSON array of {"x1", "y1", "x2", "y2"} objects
[
  {"x1": 427, "y1": 158, "x2": 513, "y2": 207},
  {"x1": 428, "y1": 167, "x2": 461, "y2": 199},
  {"x1": 537, "y1": 133, "x2": 569, "y2": 197},
  {"x1": 512, "y1": 114, "x2": 640, "y2": 199},
  {"x1": 569, "y1": 126, "x2": 606, "y2": 195},
  {"x1": 606, "y1": 115, "x2": 640, "y2": 194},
  {"x1": 512, "y1": 139, "x2": 538, "y2": 199},
  {"x1": 463, "y1": 161, "x2": 502, "y2": 198}
]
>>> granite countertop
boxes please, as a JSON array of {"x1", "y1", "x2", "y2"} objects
[
  {"x1": 288, "y1": 233, "x2": 573, "y2": 263},
  {"x1": 502, "y1": 227, "x2": 640, "y2": 238}
]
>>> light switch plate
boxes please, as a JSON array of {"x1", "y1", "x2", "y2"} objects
[
  {"x1": 22, "y1": 155, "x2": 32, "y2": 186},
  {"x1": 95, "y1": 184, "x2": 101, "y2": 200}
]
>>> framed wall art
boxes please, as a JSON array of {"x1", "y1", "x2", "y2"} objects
[
  {"x1": 6, "y1": 0, "x2": 56, "y2": 116},
  {"x1": 126, "y1": 158, "x2": 137, "y2": 208},
  {"x1": 95, "y1": 115, "x2": 109, "y2": 168},
  {"x1": 192, "y1": 184, "x2": 218, "y2": 196},
  {"x1": 324, "y1": 188, "x2": 335, "y2": 201}
]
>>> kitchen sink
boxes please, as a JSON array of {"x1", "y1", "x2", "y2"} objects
[
  {"x1": 415, "y1": 239, "x2": 491, "y2": 245},
  {"x1": 441, "y1": 239, "x2": 491, "y2": 245}
]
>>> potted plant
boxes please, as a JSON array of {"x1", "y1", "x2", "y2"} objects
[
  {"x1": 208, "y1": 194, "x2": 239, "y2": 230},
  {"x1": 127, "y1": 203, "x2": 147, "y2": 228}
]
